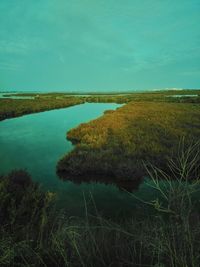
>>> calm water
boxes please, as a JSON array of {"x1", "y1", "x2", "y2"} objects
[
  {"x1": 0, "y1": 93, "x2": 34, "y2": 99},
  {"x1": 167, "y1": 94, "x2": 198, "y2": 97},
  {"x1": 0, "y1": 103, "x2": 154, "y2": 217}
]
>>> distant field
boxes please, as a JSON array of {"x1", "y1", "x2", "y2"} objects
[{"x1": 0, "y1": 89, "x2": 200, "y2": 121}]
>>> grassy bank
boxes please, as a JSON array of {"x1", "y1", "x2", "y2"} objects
[
  {"x1": 57, "y1": 100, "x2": 200, "y2": 184},
  {"x1": 0, "y1": 96, "x2": 84, "y2": 121},
  {"x1": 1, "y1": 144, "x2": 200, "y2": 266}
]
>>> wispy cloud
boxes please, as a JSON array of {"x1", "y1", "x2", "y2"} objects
[
  {"x1": 180, "y1": 70, "x2": 200, "y2": 76},
  {"x1": 0, "y1": 62, "x2": 22, "y2": 71},
  {"x1": 0, "y1": 37, "x2": 46, "y2": 55},
  {"x1": 0, "y1": 40, "x2": 28, "y2": 55}
]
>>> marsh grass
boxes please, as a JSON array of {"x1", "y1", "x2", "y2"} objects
[
  {"x1": 57, "y1": 100, "x2": 200, "y2": 184},
  {"x1": 0, "y1": 96, "x2": 84, "y2": 121},
  {"x1": 0, "y1": 141, "x2": 200, "y2": 266},
  {"x1": 134, "y1": 139, "x2": 200, "y2": 266},
  {"x1": 1, "y1": 89, "x2": 200, "y2": 121}
]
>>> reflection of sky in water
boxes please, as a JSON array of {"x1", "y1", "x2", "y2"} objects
[
  {"x1": 0, "y1": 103, "x2": 121, "y2": 180},
  {"x1": 0, "y1": 102, "x2": 182, "y2": 217},
  {"x1": 1, "y1": 103, "x2": 145, "y2": 217}
]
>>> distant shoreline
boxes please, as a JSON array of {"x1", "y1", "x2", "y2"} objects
[
  {"x1": 1, "y1": 87, "x2": 200, "y2": 95},
  {"x1": 0, "y1": 88, "x2": 200, "y2": 96}
]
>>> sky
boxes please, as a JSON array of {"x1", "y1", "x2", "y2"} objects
[{"x1": 0, "y1": 0, "x2": 200, "y2": 92}]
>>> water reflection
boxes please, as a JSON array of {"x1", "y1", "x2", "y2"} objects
[{"x1": 57, "y1": 170, "x2": 142, "y2": 192}]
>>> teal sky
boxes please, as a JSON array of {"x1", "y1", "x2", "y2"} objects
[{"x1": 0, "y1": 0, "x2": 200, "y2": 92}]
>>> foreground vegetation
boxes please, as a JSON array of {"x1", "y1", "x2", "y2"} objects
[
  {"x1": 1, "y1": 90, "x2": 200, "y2": 266},
  {"x1": 1, "y1": 143, "x2": 200, "y2": 266}
]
